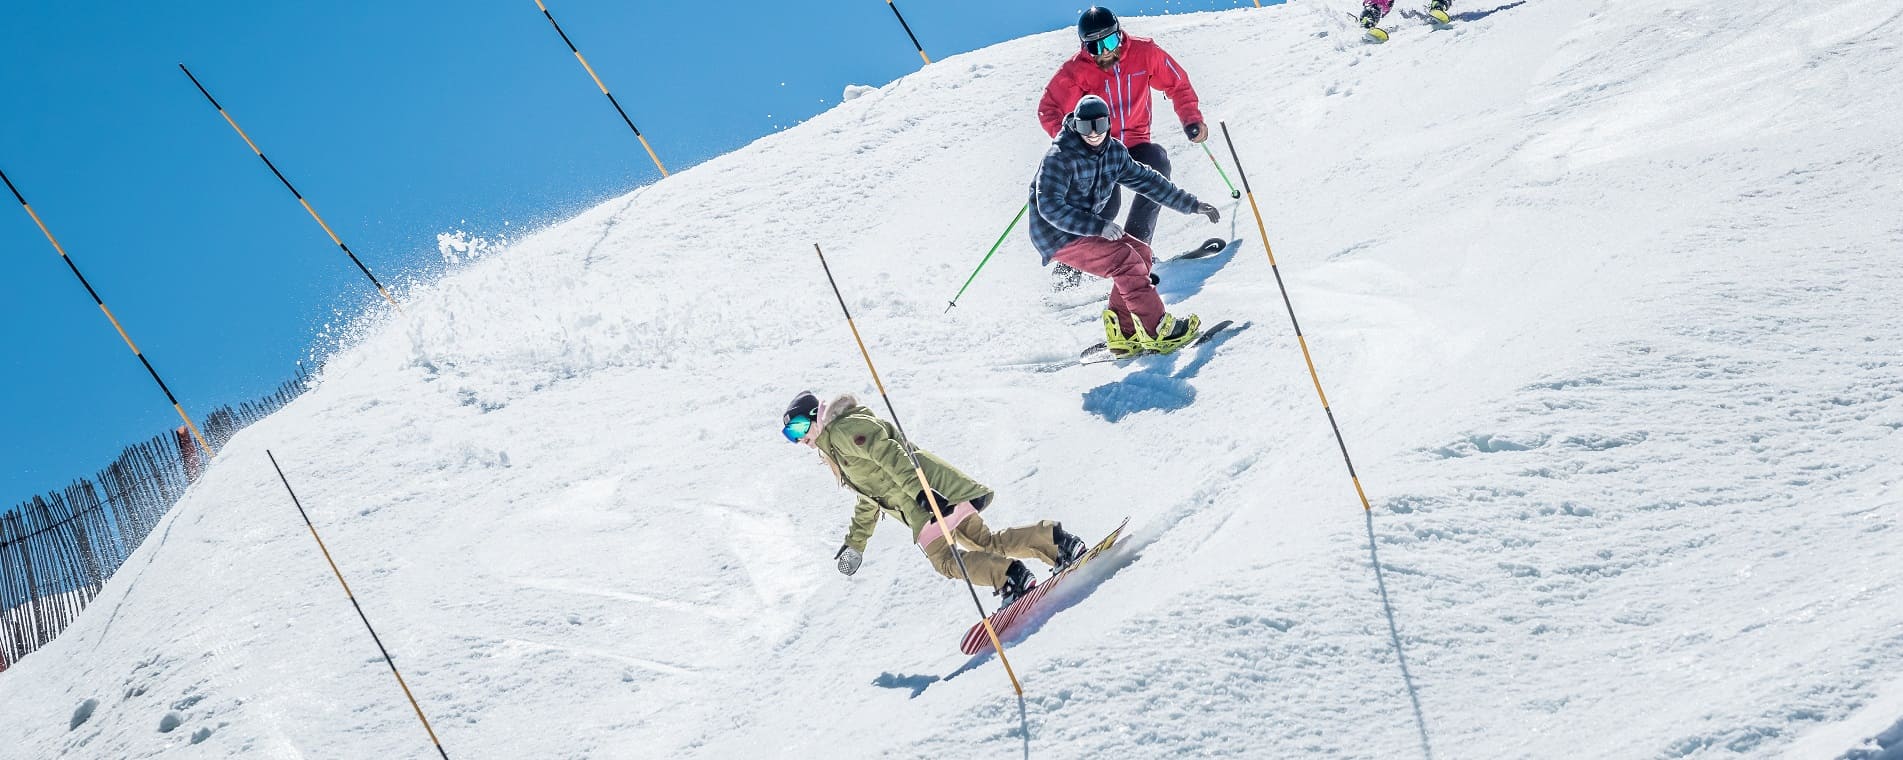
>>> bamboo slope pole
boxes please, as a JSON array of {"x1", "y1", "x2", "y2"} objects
[
  {"x1": 1217, "y1": 122, "x2": 1373, "y2": 511},
  {"x1": 266, "y1": 451, "x2": 451, "y2": 760},
  {"x1": 1221, "y1": 119, "x2": 1437, "y2": 759},
  {"x1": 176, "y1": 64, "x2": 402, "y2": 313},
  {"x1": 884, "y1": 0, "x2": 933, "y2": 65},
  {"x1": 813, "y1": 243, "x2": 1023, "y2": 696},
  {"x1": 531, "y1": 0, "x2": 670, "y2": 176},
  {"x1": 0, "y1": 168, "x2": 216, "y2": 458}
]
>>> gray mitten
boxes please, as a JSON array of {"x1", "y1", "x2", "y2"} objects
[
  {"x1": 835, "y1": 544, "x2": 863, "y2": 577},
  {"x1": 1100, "y1": 220, "x2": 1126, "y2": 240}
]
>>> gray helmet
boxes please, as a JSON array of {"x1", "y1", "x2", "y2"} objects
[{"x1": 1072, "y1": 95, "x2": 1112, "y2": 137}]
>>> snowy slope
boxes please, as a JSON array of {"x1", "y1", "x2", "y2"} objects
[{"x1": 4, "y1": 0, "x2": 1902, "y2": 757}]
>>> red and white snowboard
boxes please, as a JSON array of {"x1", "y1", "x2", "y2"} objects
[{"x1": 959, "y1": 517, "x2": 1130, "y2": 655}]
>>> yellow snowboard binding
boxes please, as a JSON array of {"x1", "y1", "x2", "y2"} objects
[
  {"x1": 1102, "y1": 310, "x2": 1140, "y2": 356},
  {"x1": 1135, "y1": 313, "x2": 1202, "y2": 355}
]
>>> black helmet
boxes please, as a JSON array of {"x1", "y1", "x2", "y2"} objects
[
  {"x1": 1071, "y1": 95, "x2": 1111, "y2": 137},
  {"x1": 782, "y1": 391, "x2": 820, "y2": 442},
  {"x1": 1078, "y1": 7, "x2": 1120, "y2": 49}
]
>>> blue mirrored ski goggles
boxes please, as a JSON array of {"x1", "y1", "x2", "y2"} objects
[
  {"x1": 782, "y1": 415, "x2": 814, "y2": 442},
  {"x1": 1086, "y1": 31, "x2": 1122, "y2": 56},
  {"x1": 1073, "y1": 115, "x2": 1111, "y2": 137}
]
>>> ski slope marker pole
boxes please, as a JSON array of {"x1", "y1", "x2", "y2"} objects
[
  {"x1": 531, "y1": 0, "x2": 670, "y2": 177},
  {"x1": 1201, "y1": 142, "x2": 1242, "y2": 199},
  {"x1": 1221, "y1": 119, "x2": 1437, "y2": 758},
  {"x1": 267, "y1": 451, "x2": 450, "y2": 760},
  {"x1": 1217, "y1": 122, "x2": 1372, "y2": 512},
  {"x1": 813, "y1": 243, "x2": 1024, "y2": 696},
  {"x1": 1, "y1": 167, "x2": 216, "y2": 458},
  {"x1": 884, "y1": 0, "x2": 933, "y2": 65},
  {"x1": 945, "y1": 202, "x2": 1027, "y2": 312},
  {"x1": 177, "y1": 64, "x2": 403, "y2": 314}
]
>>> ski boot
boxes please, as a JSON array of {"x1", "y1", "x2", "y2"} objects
[
  {"x1": 1053, "y1": 524, "x2": 1088, "y2": 572},
  {"x1": 1134, "y1": 313, "x2": 1202, "y2": 355},
  {"x1": 1101, "y1": 310, "x2": 1141, "y2": 357},
  {"x1": 1427, "y1": 0, "x2": 1452, "y2": 24},
  {"x1": 999, "y1": 560, "x2": 1038, "y2": 608},
  {"x1": 1050, "y1": 263, "x2": 1086, "y2": 292},
  {"x1": 1360, "y1": 0, "x2": 1393, "y2": 42}
]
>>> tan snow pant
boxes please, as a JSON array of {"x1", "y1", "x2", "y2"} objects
[{"x1": 917, "y1": 501, "x2": 1061, "y2": 590}]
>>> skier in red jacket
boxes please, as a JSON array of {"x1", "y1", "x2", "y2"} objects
[{"x1": 1037, "y1": 6, "x2": 1206, "y2": 290}]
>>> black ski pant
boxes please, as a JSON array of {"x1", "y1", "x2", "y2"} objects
[{"x1": 1101, "y1": 141, "x2": 1172, "y2": 245}]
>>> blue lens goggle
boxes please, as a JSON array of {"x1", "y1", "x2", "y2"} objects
[
  {"x1": 783, "y1": 415, "x2": 814, "y2": 442},
  {"x1": 1087, "y1": 31, "x2": 1122, "y2": 55}
]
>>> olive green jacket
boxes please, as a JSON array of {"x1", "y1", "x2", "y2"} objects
[{"x1": 811, "y1": 396, "x2": 991, "y2": 552}]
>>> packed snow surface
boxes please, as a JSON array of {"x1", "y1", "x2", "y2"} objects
[{"x1": 4, "y1": 0, "x2": 1901, "y2": 757}]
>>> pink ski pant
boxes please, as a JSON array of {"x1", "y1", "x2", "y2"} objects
[{"x1": 1051, "y1": 235, "x2": 1163, "y2": 336}]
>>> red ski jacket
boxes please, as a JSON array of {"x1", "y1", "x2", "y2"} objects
[{"x1": 1037, "y1": 35, "x2": 1203, "y2": 148}]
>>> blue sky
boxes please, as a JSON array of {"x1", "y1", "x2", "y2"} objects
[{"x1": 0, "y1": 0, "x2": 1269, "y2": 503}]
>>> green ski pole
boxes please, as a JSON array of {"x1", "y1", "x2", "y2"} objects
[
  {"x1": 1202, "y1": 142, "x2": 1242, "y2": 199},
  {"x1": 945, "y1": 202, "x2": 1028, "y2": 312}
]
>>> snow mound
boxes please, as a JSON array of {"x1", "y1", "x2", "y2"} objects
[{"x1": 2, "y1": 0, "x2": 1901, "y2": 757}]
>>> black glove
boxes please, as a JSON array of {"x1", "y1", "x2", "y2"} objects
[
  {"x1": 1196, "y1": 202, "x2": 1221, "y2": 223},
  {"x1": 1185, "y1": 122, "x2": 1208, "y2": 143}
]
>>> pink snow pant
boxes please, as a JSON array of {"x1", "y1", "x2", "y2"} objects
[
  {"x1": 1051, "y1": 235, "x2": 1163, "y2": 337},
  {"x1": 1367, "y1": 0, "x2": 1393, "y2": 12}
]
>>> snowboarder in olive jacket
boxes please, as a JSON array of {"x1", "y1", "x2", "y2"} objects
[{"x1": 781, "y1": 391, "x2": 1087, "y2": 606}]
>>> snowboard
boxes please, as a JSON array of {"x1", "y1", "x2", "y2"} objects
[
  {"x1": 1076, "y1": 319, "x2": 1237, "y2": 366},
  {"x1": 960, "y1": 517, "x2": 1130, "y2": 656}
]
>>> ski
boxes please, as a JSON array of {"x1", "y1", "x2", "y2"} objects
[
  {"x1": 1401, "y1": 7, "x2": 1454, "y2": 25},
  {"x1": 1169, "y1": 237, "x2": 1230, "y2": 262},
  {"x1": 1352, "y1": 11, "x2": 1391, "y2": 43},
  {"x1": 960, "y1": 517, "x2": 1130, "y2": 655}
]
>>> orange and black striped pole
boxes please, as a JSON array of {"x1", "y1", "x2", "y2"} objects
[
  {"x1": 267, "y1": 451, "x2": 450, "y2": 759},
  {"x1": 1, "y1": 167, "x2": 216, "y2": 458},
  {"x1": 814, "y1": 243, "x2": 1022, "y2": 696},
  {"x1": 1223, "y1": 124, "x2": 1435, "y2": 755},
  {"x1": 177, "y1": 64, "x2": 402, "y2": 313},
  {"x1": 531, "y1": 0, "x2": 670, "y2": 177},
  {"x1": 884, "y1": 0, "x2": 933, "y2": 65},
  {"x1": 1218, "y1": 122, "x2": 1372, "y2": 512}
]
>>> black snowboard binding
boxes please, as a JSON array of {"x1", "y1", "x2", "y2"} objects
[
  {"x1": 1000, "y1": 560, "x2": 1038, "y2": 607},
  {"x1": 1053, "y1": 524, "x2": 1088, "y2": 571}
]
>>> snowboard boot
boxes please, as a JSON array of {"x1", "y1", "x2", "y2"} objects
[
  {"x1": 1101, "y1": 310, "x2": 1141, "y2": 357},
  {"x1": 1053, "y1": 524, "x2": 1088, "y2": 571},
  {"x1": 999, "y1": 560, "x2": 1038, "y2": 608},
  {"x1": 1050, "y1": 263, "x2": 1086, "y2": 292},
  {"x1": 1135, "y1": 313, "x2": 1202, "y2": 355}
]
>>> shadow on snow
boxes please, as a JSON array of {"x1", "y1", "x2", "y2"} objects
[
  {"x1": 1154, "y1": 237, "x2": 1239, "y2": 303},
  {"x1": 1080, "y1": 322, "x2": 1251, "y2": 422}
]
